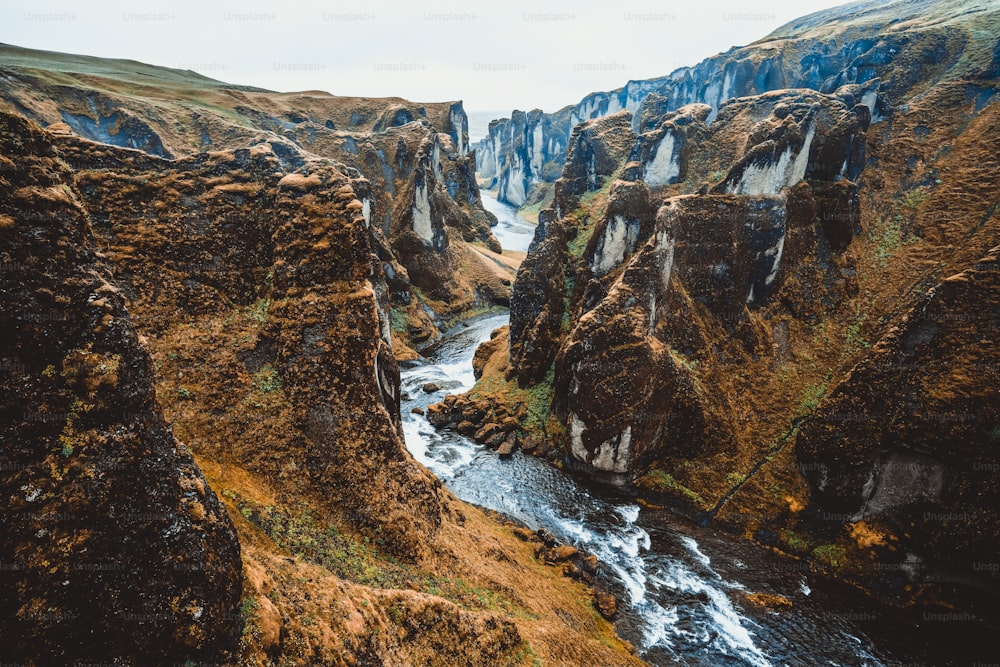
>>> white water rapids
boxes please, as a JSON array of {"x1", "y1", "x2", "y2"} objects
[{"x1": 397, "y1": 199, "x2": 907, "y2": 666}]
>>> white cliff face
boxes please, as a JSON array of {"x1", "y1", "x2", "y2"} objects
[
  {"x1": 450, "y1": 107, "x2": 468, "y2": 154},
  {"x1": 431, "y1": 142, "x2": 443, "y2": 181},
  {"x1": 500, "y1": 159, "x2": 528, "y2": 207},
  {"x1": 861, "y1": 90, "x2": 881, "y2": 122},
  {"x1": 361, "y1": 197, "x2": 371, "y2": 227},
  {"x1": 568, "y1": 412, "x2": 632, "y2": 474},
  {"x1": 730, "y1": 124, "x2": 816, "y2": 195},
  {"x1": 763, "y1": 233, "x2": 785, "y2": 287},
  {"x1": 592, "y1": 216, "x2": 640, "y2": 277},
  {"x1": 593, "y1": 427, "x2": 632, "y2": 474},
  {"x1": 477, "y1": 134, "x2": 498, "y2": 179},
  {"x1": 649, "y1": 229, "x2": 676, "y2": 332},
  {"x1": 412, "y1": 181, "x2": 434, "y2": 244},
  {"x1": 657, "y1": 230, "x2": 676, "y2": 294},
  {"x1": 643, "y1": 131, "x2": 680, "y2": 186},
  {"x1": 531, "y1": 123, "x2": 544, "y2": 175},
  {"x1": 569, "y1": 412, "x2": 589, "y2": 464}
]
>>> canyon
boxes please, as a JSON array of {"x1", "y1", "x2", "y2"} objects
[
  {"x1": 2, "y1": 0, "x2": 999, "y2": 664},
  {"x1": 454, "y1": 0, "x2": 1000, "y2": 619}
]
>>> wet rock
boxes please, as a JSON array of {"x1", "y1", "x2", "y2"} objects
[
  {"x1": 474, "y1": 422, "x2": 503, "y2": 444},
  {"x1": 743, "y1": 592, "x2": 793, "y2": 610},
  {"x1": 456, "y1": 420, "x2": 478, "y2": 436},
  {"x1": 512, "y1": 527, "x2": 538, "y2": 542},
  {"x1": 551, "y1": 545, "x2": 580, "y2": 562},
  {"x1": 500, "y1": 416, "x2": 520, "y2": 432},
  {"x1": 537, "y1": 529, "x2": 558, "y2": 548},
  {"x1": 497, "y1": 433, "x2": 517, "y2": 457},
  {"x1": 422, "y1": 381, "x2": 441, "y2": 393},
  {"x1": 486, "y1": 432, "x2": 507, "y2": 450},
  {"x1": 411, "y1": 406, "x2": 425, "y2": 415},
  {"x1": 472, "y1": 327, "x2": 507, "y2": 379}
]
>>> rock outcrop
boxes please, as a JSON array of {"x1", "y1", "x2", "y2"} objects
[
  {"x1": 476, "y1": 0, "x2": 992, "y2": 206},
  {"x1": 0, "y1": 44, "x2": 511, "y2": 357},
  {"x1": 794, "y1": 247, "x2": 1000, "y2": 601},
  {"x1": 450, "y1": 0, "x2": 1000, "y2": 608},
  {"x1": 53, "y1": 132, "x2": 445, "y2": 561},
  {"x1": 0, "y1": 111, "x2": 243, "y2": 665}
]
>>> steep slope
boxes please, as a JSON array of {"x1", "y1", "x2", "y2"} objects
[
  {"x1": 478, "y1": 0, "x2": 996, "y2": 207},
  {"x1": 1, "y1": 85, "x2": 642, "y2": 666},
  {"x1": 0, "y1": 43, "x2": 512, "y2": 356},
  {"x1": 444, "y1": 0, "x2": 1000, "y2": 608},
  {"x1": 0, "y1": 111, "x2": 242, "y2": 665}
]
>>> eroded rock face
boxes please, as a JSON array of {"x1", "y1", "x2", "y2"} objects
[
  {"x1": 0, "y1": 49, "x2": 506, "y2": 349},
  {"x1": 0, "y1": 112, "x2": 242, "y2": 664},
  {"x1": 553, "y1": 226, "x2": 718, "y2": 482},
  {"x1": 795, "y1": 248, "x2": 1000, "y2": 592},
  {"x1": 508, "y1": 212, "x2": 568, "y2": 385},
  {"x1": 476, "y1": 107, "x2": 573, "y2": 207},
  {"x1": 501, "y1": 86, "x2": 866, "y2": 481},
  {"x1": 54, "y1": 132, "x2": 447, "y2": 560},
  {"x1": 481, "y1": 0, "x2": 997, "y2": 205}
]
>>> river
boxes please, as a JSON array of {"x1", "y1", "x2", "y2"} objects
[
  {"x1": 479, "y1": 190, "x2": 536, "y2": 253},
  {"x1": 398, "y1": 200, "x2": 982, "y2": 666}
]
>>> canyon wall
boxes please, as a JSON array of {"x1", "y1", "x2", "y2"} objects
[
  {"x1": 477, "y1": 0, "x2": 986, "y2": 206},
  {"x1": 0, "y1": 44, "x2": 513, "y2": 355},
  {"x1": 452, "y1": 0, "x2": 1000, "y2": 606},
  {"x1": 0, "y1": 52, "x2": 643, "y2": 665}
]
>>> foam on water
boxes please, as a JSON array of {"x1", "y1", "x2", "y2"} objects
[{"x1": 397, "y1": 311, "x2": 900, "y2": 667}]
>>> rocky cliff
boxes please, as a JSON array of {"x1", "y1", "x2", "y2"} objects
[
  {"x1": 476, "y1": 105, "x2": 573, "y2": 207},
  {"x1": 0, "y1": 51, "x2": 643, "y2": 664},
  {"x1": 477, "y1": 0, "x2": 995, "y2": 207},
  {"x1": 0, "y1": 43, "x2": 513, "y2": 357},
  {"x1": 448, "y1": 0, "x2": 1000, "y2": 608},
  {"x1": 0, "y1": 111, "x2": 242, "y2": 666}
]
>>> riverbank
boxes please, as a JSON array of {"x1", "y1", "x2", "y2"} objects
[{"x1": 400, "y1": 312, "x2": 994, "y2": 666}]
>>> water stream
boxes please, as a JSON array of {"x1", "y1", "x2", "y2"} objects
[
  {"x1": 398, "y1": 203, "x2": 976, "y2": 666},
  {"x1": 480, "y1": 190, "x2": 536, "y2": 253}
]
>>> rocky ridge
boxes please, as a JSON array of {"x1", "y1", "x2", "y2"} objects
[
  {"x1": 0, "y1": 49, "x2": 642, "y2": 663},
  {"x1": 476, "y1": 0, "x2": 994, "y2": 208},
  {"x1": 444, "y1": 0, "x2": 1000, "y2": 610},
  {"x1": 0, "y1": 43, "x2": 515, "y2": 356}
]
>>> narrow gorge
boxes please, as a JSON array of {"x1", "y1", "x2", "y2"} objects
[{"x1": 1, "y1": 0, "x2": 999, "y2": 665}]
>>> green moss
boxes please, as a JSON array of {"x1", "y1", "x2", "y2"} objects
[
  {"x1": 782, "y1": 529, "x2": 811, "y2": 553},
  {"x1": 566, "y1": 224, "x2": 595, "y2": 262},
  {"x1": 468, "y1": 367, "x2": 557, "y2": 441},
  {"x1": 812, "y1": 543, "x2": 847, "y2": 568},
  {"x1": 238, "y1": 499, "x2": 408, "y2": 589},
  {"x1": 239, "y1": 596, "x2": 259, "y2": 637},
  {"x1": 389, "y1": 307, "x2": 408, "y2": 334},
  {"x1": 797, "y1": 382, "x2": 827, "y2": 416},
  {"x1": 899, "y1": 186, "x2": 930, "y2": 210},
  {"x1": 248, "y1": 297, "x2": 270, "y2": 325},
  {"x1": 639, "y1": 469, "x2": 706, "y2": 506},
  {"x1": 253, "y1": 365, "x2": 282, "y2": 394}
]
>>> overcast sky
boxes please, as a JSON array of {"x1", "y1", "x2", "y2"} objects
[{"x1": 2, "y1": 0, "x2": 847, "y2": 114}]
